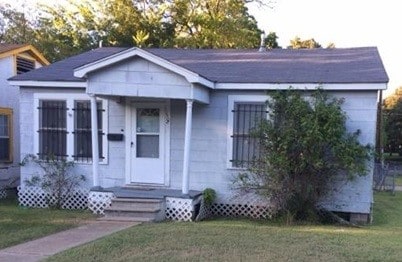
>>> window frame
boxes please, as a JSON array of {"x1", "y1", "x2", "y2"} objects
[
  {"x1": 0, "y1": 107, "x2": 13, "y2": 163},
  {"x1": 38, "y1": 100, "x2": 68, "y2": 160},
  {"x1": 227, "y1": 95, "x2": 268, "y2": 169},
  {"x1": 34, "y1": 93, "x2": 108, "y2": 164}
]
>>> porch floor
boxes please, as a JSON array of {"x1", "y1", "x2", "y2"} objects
[{"x1": 92, "y1": 186, "x2": 202, "y2": 200}]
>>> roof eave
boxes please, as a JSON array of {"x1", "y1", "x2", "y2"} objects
[
  {"x1": 7, "y1": 80, "x2": 86, "y2": 88},
  {"x1": 215, "y1": 82, "x2": 388, "y2": 90}
]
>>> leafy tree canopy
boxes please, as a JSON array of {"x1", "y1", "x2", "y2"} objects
[
  {"x1": 0, "y1": 0, "x2": 268, "y2": 62},
  {"x1": 383, "y1": 87, "x2": 402, "y2": 154}
]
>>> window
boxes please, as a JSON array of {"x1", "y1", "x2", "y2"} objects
[
  {"x1": 16, "y1": 56, "x2": 35, "y2": 74},
  {"x1": 0, "y1": 108, "x2": 12, "y2": 162},
  {"x1": 35, "y1": 95, "x2": 107, "y2": 163},
  {"x1": 228, "y1": 96, "x2": 268, "y2": 168},
  {"x1": 38, "y1": 101, "x2": 67, "y2": 160},
  {"x1": 73, "y1": 101, "x2": 104, "y2": 162}
]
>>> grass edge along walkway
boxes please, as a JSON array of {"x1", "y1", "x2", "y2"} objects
[
  {"x1": 0, "y1": 198, "x2": 96, "y2": 249},
  {"x1": 47, "y1": 192, "x2": 402, "y2": 262}
]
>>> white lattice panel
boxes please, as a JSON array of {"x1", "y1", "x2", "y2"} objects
[
  {"x1": 210, "y1": 193, "x2": 274, "y2": 219},
  {"x1": 18, "y1": 186, "x2": 89, "y2": 210},
  {"x1": 88, "y1": 191, "x2": 115, "y2": 215},
  {"x1": 195, "y1": 199, "x2": 212, "y2": 221},
  {"x1": 165, "y1": 197, "x2": 194, "y2": 221},
  {"x1": 211, "y1": 203, "x2": 272, "y2": 219},
  {"x1": 0, "y1": 189, "x2": 6, "y2": 199}
]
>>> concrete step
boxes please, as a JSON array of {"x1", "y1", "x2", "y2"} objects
[
  {"x1": 110, "y1": 198, "x2": 163, "y2": 210},
  {"x1": 106, "y1": 206, "x2": 161, "y2": 213},
  {"x1": 103, "y1": 197, "x2": 165, "y2": 222},
  {"x1": 98, "y1": 216, "x2": 154, "y2": 222}
]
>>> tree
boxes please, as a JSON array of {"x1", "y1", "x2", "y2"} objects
[
  {"x1": 0, "y1": 4, "x2": 35, "y2": 44},
  {"x1": 383, "y1": 87, "x2": 402, "y2": 154},
  {"x1": 1, "y1": 0, "x2": 269, "y2": 61},
  {"x1": 171, "y1": 0, "x2": 261, "y2": 48},
  {"x1": 288, "y1": 36, "x2": 321, "y2": 49},
  {"x1": 235, "y1": 89, "x2": 372, "y2": 222},
  {"x1": 265, "y1": 31, "x2": 280, "y2": 49}
]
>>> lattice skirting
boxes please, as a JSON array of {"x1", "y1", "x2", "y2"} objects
[
  {"x1": 18, "y1": 186, "x2": 89, "y2": 209},
  {"x1": 17, "y1": 186, "x2": 273, "y2": 220},
  {"x1": 88, "y1": 191, "x2": 115, "y2": 215},
  {"x1": 0, "y1": 189, "x2": 6, "y2": 199},
  {"x1": 165, "y1": 197, "x2": 202, "y2": 222},
  {"x1": 210, "y1": 202, "x2": 272, "y2": 219}
]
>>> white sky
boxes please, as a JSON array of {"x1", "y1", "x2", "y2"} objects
[
  {"x1": 3, "y1": 0, "x2": 400, "y2": 96},
  {"x1": 247, "y1": 0, "x2": 401, "y2": 96}
]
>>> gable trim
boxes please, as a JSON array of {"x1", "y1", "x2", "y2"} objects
[
  {"x1": 74, "y1": 47, "x2": 215, "y2": 88},
  {"x1": 0, "y1": 45, "x2": 49, "y2": 65}
]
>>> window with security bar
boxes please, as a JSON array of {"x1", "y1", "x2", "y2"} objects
[
  {"x1": 231, "y1": 102, "x2": 267, "y2": 168},
  {"x1": 38, "y1": 100, "x2": 67, "y2": 160},
  {"x1": 73, "y1": 101, "x2": 104, "y2": 162}
]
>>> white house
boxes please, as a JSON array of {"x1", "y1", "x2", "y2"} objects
[
  {"x1": 0, "y1": 44, "x2": 49, "y2": 189},
  {"x1": 9, "y1": 47, "x2": 388, "y2": 222}
]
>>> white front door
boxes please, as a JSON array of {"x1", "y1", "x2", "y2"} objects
[{"x1": 130, "y1": 104, "x2": 167, "y2": 185}]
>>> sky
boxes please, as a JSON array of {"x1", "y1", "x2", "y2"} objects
[
  {"x1": 247, "y1": 0, "x2": 400, "y2": 96},
  {"x1": 3, "y1": 0, "x2": 400, "y2": 96}
]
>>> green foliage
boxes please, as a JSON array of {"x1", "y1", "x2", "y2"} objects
[
  {"x1": 288, "y1": 36, "x2": 322, "y2": 49},
  {"x1": 171, "y1": 0, "x2": 261, "y2": 48},
  {"x1": 235, "y1": 89, "x2": 372, "y2": 221},
  {"x1": 203, "y1": 188, "x2": 216, "y2": 206},
  {"x1": 264, "y1": 31, "x2": 280, "y2": 49},
  {"x1": 383, "y1": 87, "x2": 402, "y2": 154},
  {"x1": 0, "y1": 4, "x2": 36, "y2": 44},
  {"x1": 22, "y1": 154, "x2": 85, "y2": 209},
  {"x1": 1, "y1": 0, "x2": 267, "y2": 62}
]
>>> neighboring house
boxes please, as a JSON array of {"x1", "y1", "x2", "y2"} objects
[
  {"x1": 0, "y1": 44, "x2": 49, "y2": 188},
  {"x1": 9, "y1": 47, "x2": 388, "y2": 222}
]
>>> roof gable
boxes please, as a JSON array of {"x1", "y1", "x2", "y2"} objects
[
  {"x1": 0, "y1": 44, "x2": 49, "y2": 65},
  {"x1": 74, "y1": 47, "x2": 214, "y2": 88}
]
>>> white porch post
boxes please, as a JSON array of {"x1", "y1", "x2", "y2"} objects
[
  {"x1": 89, "y1": 94, "x2": 100, "y2": 187},
  {"x1": 182, "y1": 99, "x2": 193, "y2": 195}
]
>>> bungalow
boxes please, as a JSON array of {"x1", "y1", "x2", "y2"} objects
[
  {"x1": 0, "y1": 44, "x2": 49, "y2": 191},
  {"x1": 9, "y1": 47, "x2": 388, "y2": 222}
]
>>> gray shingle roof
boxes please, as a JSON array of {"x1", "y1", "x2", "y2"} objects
[{"x1": 10, "y1": 47, "x2": 389, "y2": 84}]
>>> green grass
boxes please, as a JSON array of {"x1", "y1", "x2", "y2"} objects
[
  {"x1": 0, "y1": 198, "x2": 96, "y2": 249},
  {"x1": 47, "y1": 192, "x2": 402, "y2": 262},
  {"x1": 395, "y1": 175, "x2": 402, "y2": 186}
]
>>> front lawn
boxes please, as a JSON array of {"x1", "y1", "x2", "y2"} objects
[
  {"x1": 47, "y1": 192, "x2": 402, "y2": 261},
  {"x1": 0, "y1": 198, "x2": 96, "y2": 249}
]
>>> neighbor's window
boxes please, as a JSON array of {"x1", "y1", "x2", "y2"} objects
[
  {"x1": 38, "y1": 100, "x2": 67, "y2": 160},
  {"x1": 0, "y1": 108, "x2": 12, "y2": 162},
  {"x1": 73, "y1": 101, "x2": 104, "y2": 162},
  {"x1": 231, "y1": 102, "x2": 267, "y2": 168},
  {"x1": 16, "y1": 56, "x2": 35, "y2": 74}
]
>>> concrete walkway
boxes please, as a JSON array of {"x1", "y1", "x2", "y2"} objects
[{"x1": 0, "y1": 220, "x2": 139, "y2": 262}]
